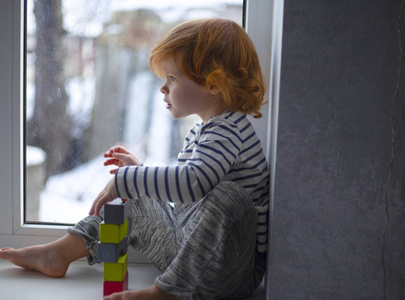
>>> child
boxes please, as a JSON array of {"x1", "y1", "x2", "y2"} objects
[{"x1": 0, "y1": 18, "x2": 269, "y2": 300}]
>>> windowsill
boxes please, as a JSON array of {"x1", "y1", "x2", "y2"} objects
[
  {"x1": 0, "y1": 259, "x2": 265, "y2": 299},
  {"x1": 0, "y1": 259, "x2": 159, "y2": 299}
]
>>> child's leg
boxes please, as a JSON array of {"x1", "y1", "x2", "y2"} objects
[
  {"x1": 0, "y1": 233, "x2": 89, "y2": 278},
  {"x1": 68, "y1": 197, "x2": 179, "y2": 270},
  {"x1": 67, "y1": 213, "x2": 105, "y2": 265},
  {"x1": 0, "y1": 212, "x2": 104, "y2": 277},
  {"x1": 124, "y1": 197, "x2": 179, "y2": 271},
  {"x1": 0, "y1": 196, "x2": 176, "y2": 281},
  {"x1": 155, "y1": 181, "x2": 265, "y2": 299}
]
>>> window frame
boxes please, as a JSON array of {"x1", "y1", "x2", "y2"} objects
[{"x1": 0, "y1": 0, "x2": 284, "y2": 270}]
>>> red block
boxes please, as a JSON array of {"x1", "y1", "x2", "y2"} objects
[{"x1": 103, "y1": 271, "x2": 129, "y2": 297}]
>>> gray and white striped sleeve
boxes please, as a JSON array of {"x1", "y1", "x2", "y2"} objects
[{"x1": 115, "y1": 121, "x2": 243, "y2": 204}]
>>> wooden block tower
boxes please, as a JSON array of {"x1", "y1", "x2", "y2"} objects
[{"x1": 98, "y1": 199, "x2": 130, "y2": 297}]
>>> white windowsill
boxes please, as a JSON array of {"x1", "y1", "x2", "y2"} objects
[{"x1": 0, "y1": 259, "x2": 265, "y2": 300}]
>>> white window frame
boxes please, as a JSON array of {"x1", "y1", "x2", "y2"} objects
[{"x1": 0, "y1": 0, "x2": 284, "y2": 273}]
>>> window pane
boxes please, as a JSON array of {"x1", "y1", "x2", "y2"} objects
[{"x1": 25, "y1": 0, "x2": 244, "y2": 224}]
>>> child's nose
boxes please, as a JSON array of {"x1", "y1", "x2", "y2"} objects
[{"x1": 160, "y1": 84, "x2": 168, "y2": 94}]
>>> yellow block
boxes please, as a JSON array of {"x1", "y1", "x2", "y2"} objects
[
  {"x1": 100, "y1": 219, "x2": 128, "y2": 244},
  {"x1": 104, "y1": 254, "x2": 128, "y2": 282}
]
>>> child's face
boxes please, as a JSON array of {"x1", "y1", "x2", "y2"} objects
[{"x1": 159, "y1": 58, "x2": 222, "y2": 123}]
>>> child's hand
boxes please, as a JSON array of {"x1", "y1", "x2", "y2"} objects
[
  {"x1": 89, "y1": 177, "x2": 118, "y2": 217},
  {"x1": 103, "y1": 145, "x2": 142, "y2": 174}
]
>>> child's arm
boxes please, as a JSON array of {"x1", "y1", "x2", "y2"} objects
[
  {"x1": 90, "y1": 127, "x2": 236, "y2": 216},
  {"x1": 115, "y1": 120, "x2": 244, "y2": 204},
  {"x1": 103, "y1": 145, "x2": 142, "y2": 175}
]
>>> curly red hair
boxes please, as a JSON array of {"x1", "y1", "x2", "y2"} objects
[{"x1": 150, "y1": 18, "x2": 266, "y2": 118}]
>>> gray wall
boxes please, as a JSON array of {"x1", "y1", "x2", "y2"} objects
[{"x1": 268, "y1": 1, "x2": 405, "y2": 299}]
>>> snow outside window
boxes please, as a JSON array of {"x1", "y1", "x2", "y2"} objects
[{"x1": 25, "y1": 0, "x2": 244, "y2": 224}]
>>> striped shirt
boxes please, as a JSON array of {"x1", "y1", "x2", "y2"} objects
[{"x1": 115, "y1": 111, "x2": 269, "y2": 252}]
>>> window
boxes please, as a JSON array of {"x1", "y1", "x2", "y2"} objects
[
  {"x1": 0, "y1": 0, "x2": 282, "y2": 274},
  {"x1": 25, "y1": 0, "x2": 244, "y2": 224}
]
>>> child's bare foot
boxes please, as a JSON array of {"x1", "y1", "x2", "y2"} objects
[
  {"x1": 103, "y1": 285, "x2": 180, "y2": 300},
  {"x1": 0, "y1": 245, "x2": 70, "y2": 278},
  {"x1": 0, "y1": 234, "x2": 89, "y2": 278}
]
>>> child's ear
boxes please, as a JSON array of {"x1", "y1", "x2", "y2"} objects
[{"x1": 209, "y1": 85, "x2": 221, "y2": 95}]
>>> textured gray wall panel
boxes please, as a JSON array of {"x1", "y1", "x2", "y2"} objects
[{"x1": 268, "y1": 1, "x2": 405, "y2": 299}]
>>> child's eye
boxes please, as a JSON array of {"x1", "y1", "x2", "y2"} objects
[{"x1": 170, "y1": 76, "x2": 176, "y2": 81}]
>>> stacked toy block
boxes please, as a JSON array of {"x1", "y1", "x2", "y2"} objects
[{"x1": 98, "y1": 199, "x2": 129, "y2": 297}]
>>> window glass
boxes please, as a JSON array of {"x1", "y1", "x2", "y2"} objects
[{"x1": 25, "y1": 0, "x2": 244, "y2": 224}]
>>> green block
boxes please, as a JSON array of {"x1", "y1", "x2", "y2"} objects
[
  {"x1": 104, "y1": 254, "x2": 128, "y2": 282},
  {"x1": 100, "y1": 219, "x2": 128, "y2": 244}
]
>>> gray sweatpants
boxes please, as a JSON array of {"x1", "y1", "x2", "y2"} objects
[{"x1": 68, "y1": 181, "x2": 266, "y2": 299}]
